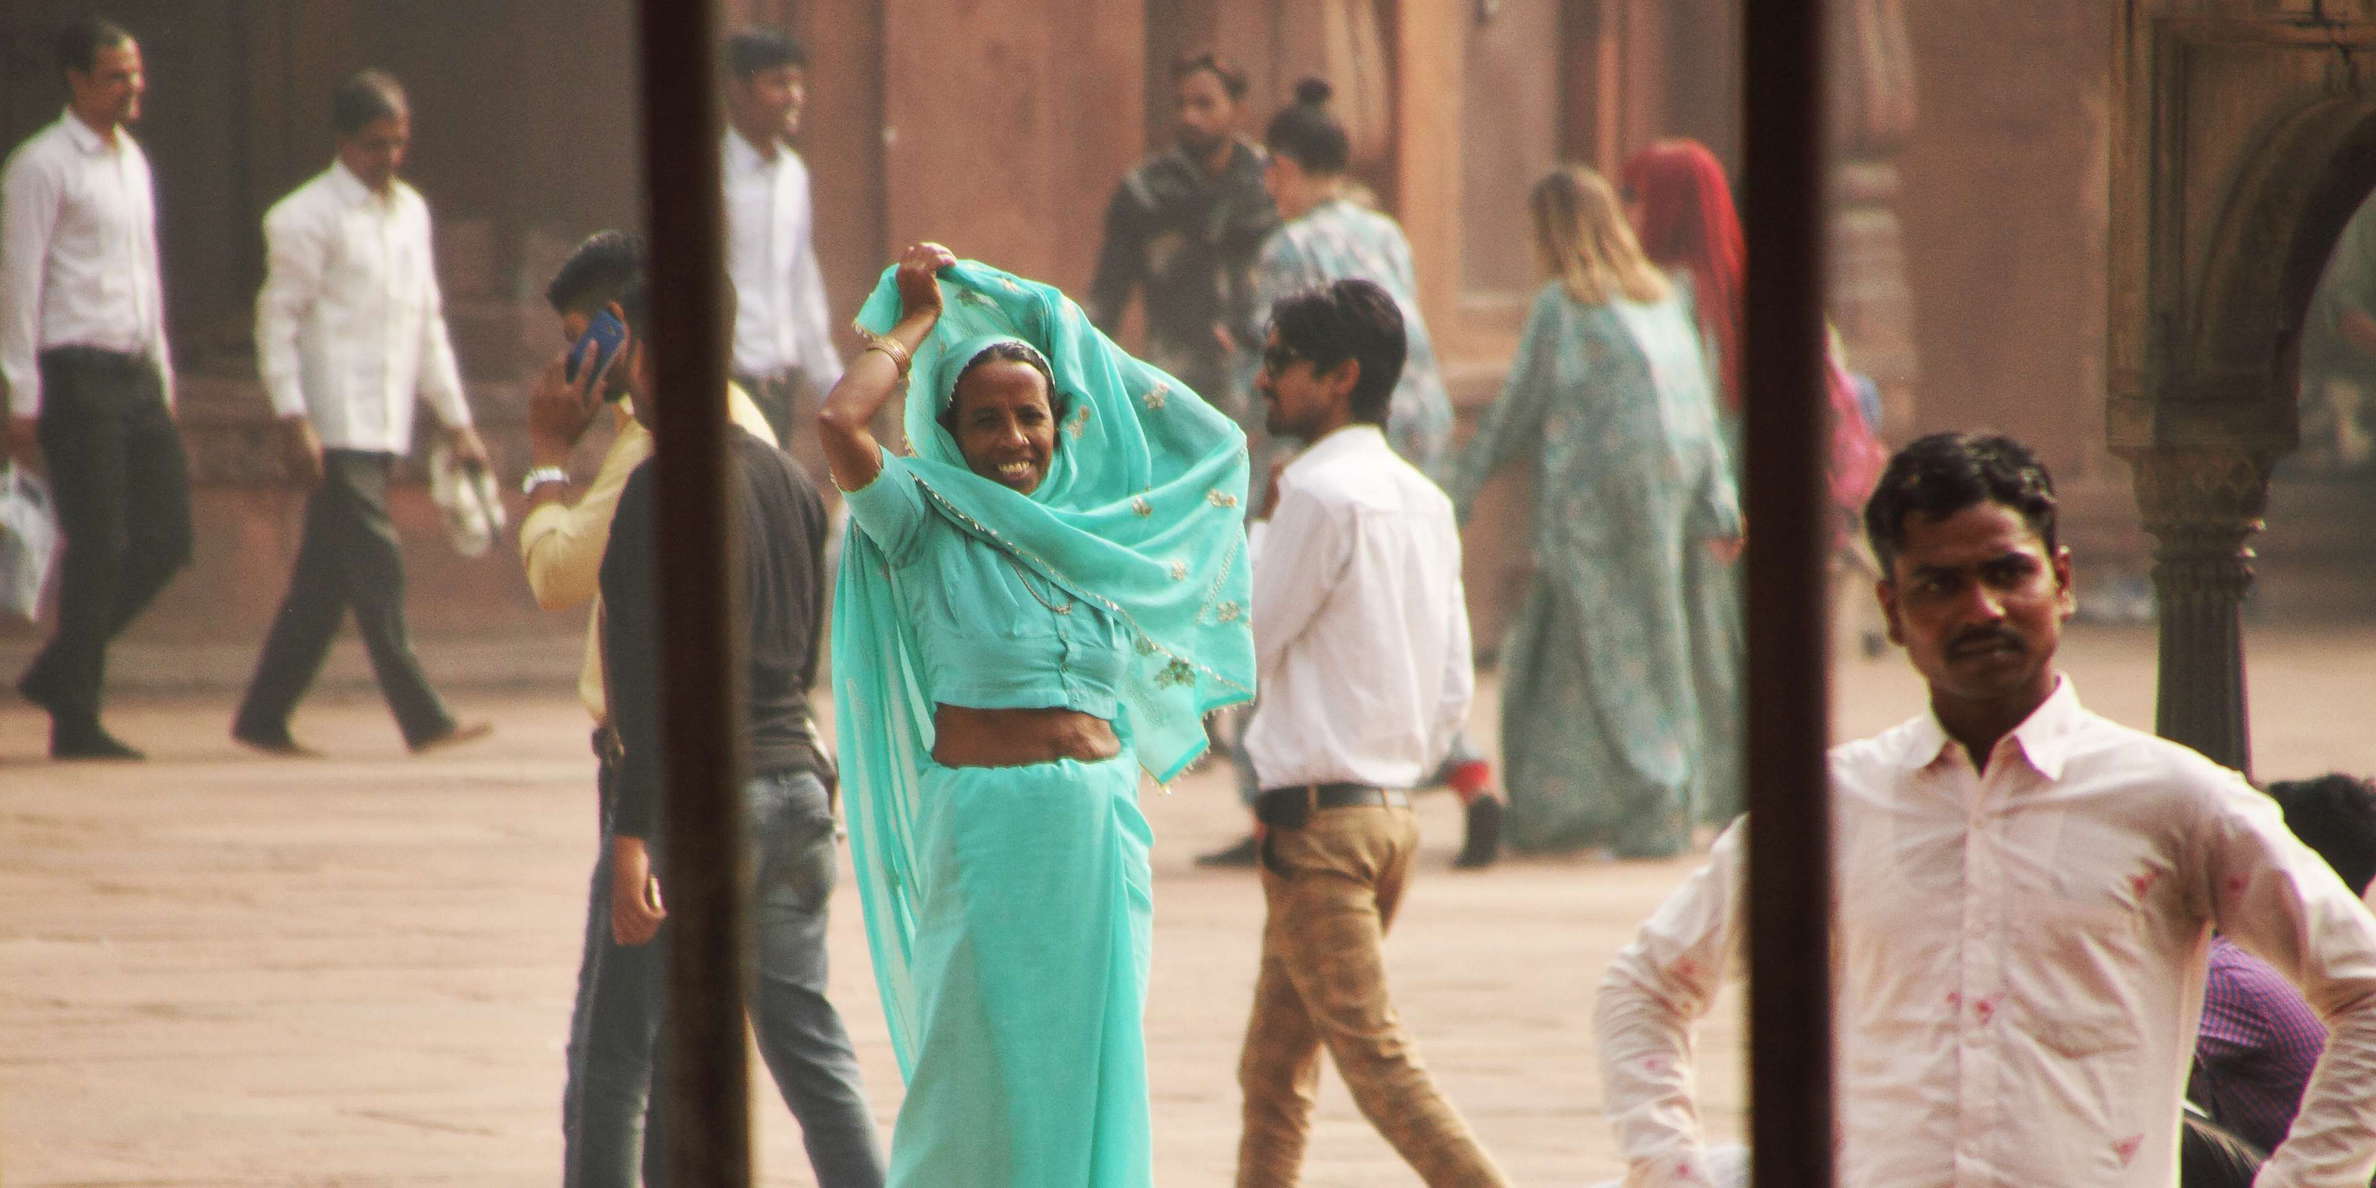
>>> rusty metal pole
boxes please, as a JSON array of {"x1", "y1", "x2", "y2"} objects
[
  {"x1": 632, "y1": 3, "x2": 750, "y2": 1184},
  {"x1": 1743, "y1": 1, "x2": 1834, "y2": 1185}
]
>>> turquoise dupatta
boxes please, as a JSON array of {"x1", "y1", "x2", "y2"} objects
[{"x1": 832, "y1": 259, "x2": 1256, "y2": 1072}]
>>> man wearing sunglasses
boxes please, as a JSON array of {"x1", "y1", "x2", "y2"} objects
[{"x1": 1229, "y1": 278, "x2": 1508, "y2": 1187}]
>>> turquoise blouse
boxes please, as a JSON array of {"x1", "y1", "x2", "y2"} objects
[{"x1": 843, "y1": 448, "x2": 1132, "y2": 720}]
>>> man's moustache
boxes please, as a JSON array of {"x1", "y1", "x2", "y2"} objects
[{"x1": 1947, "y1": 628, "x2": 2022, "y2": 657}]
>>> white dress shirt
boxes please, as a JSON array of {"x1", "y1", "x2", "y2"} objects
[
  {"x1": 0, "y1": 110, "x2": 172, "y2": 417},
  {"x1": 254, "y1": 161, "x2": 469, "y2": 453},
  {"x1": 1242, "y1": 424, "x2": 1473, "y2": 790},
  {"x1": 721, "y1": 129, "x2": 839, "y2": 386},
  {"x1": 1596, "y1": 678, "x2": 2376, "y2": 1187}
]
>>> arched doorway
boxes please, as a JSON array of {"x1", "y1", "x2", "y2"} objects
[{"x1": 2108, "y1": 13, "x2": 2376, "y2": 775}]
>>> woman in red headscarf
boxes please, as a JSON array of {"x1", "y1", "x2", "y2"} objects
[
  {"x1": 1622, "y1": 139, "x2": 1746, "y2": 417},
  {"x1": 1621, "y1": 135, "x2": 1886, "y2": 496}
]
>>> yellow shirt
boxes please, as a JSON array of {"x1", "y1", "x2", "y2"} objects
[{"x1": 517, "y1": 384, "x2": 778, "y2": 721}]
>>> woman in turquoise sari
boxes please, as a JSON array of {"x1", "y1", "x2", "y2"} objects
[
  {"x1": 818, "y1": 242, "x2": 1254, "y2": 1186},
  {"x1": 1448, "y1": 167, "x2": 1743, "y2": 858}
]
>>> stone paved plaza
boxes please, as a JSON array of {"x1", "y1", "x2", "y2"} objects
[{"x1": 3, "y1": 622, "x2": 2373, "y2": 1184}]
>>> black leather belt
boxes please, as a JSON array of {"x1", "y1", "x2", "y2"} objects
[
  {"x1": 39, "y1": 345, "x2": 153, "y2": 373},
  {"x1": 1254, "y1": 782, "x2": 1409, "y2": 829}
]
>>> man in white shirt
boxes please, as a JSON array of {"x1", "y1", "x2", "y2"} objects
[
  {"x1": 720, "y1": 27, "x2": 839, "y2": 481},
  {"x1": 1596, "y1": 432, "x2": 2376, "y2": 1186},
  {"x1": 229, "y1": 70, "x2": 489, "y2": 756},
  {"x1": 1, "y1": 18, "x2": 190, "y2": 760},
  {"x1": 1231, "y1": 278, "x2": 1508, "y2": 1188}
]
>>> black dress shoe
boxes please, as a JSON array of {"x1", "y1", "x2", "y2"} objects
[
  {"x1": 1194, "y1": 834, "x2": 1261, "y2": 868},
  {"x1": 1452, "y1": 796, "x2": 1504, "y2": 869},
  {"x1": 52, "y1": 723, "x2": 144, "y2": 761},
  {"x1": 17, "y1": 665, "x2": 59, "y2": 711},
  {"x1": 409, "y1": 720, "x2": 494, "y2": 754},
  {"x1": 231, "y1": 726, "x2": 322, "y2": 758}
]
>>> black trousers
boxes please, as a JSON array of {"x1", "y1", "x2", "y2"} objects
[
  {"x1": 234, "y1": 449, "x2": 452, "y2": 746},
  {"x1": 20, "y1": 348, "x2": 191, "y2": 724}
]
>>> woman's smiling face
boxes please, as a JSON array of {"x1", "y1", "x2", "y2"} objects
[{"x1": 949, "y1": 358, "x2": 1058, "y2": 495}]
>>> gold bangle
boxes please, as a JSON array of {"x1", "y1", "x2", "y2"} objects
[{"x1": 861, "y1": 334, "x2": 912, "y2": 380}]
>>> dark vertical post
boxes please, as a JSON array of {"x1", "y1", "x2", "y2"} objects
[
  {"x1": 2132, "y1": 446, "x2": 2267, "y2": 778},
  {"x1": 632, "y1": 4, "x2": 750, "y2": 1184},
  {"x1": 1742, "y1": 1, "x2": 1834, "y2": 1185}
]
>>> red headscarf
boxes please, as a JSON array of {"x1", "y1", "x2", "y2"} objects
[{"x1": 1622, "y1": 139, "x2": 1746, "y2": 412}]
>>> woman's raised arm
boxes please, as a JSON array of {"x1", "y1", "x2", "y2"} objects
[{"x1": 818, "y1": 241, "x2": 956, "y2": 490}]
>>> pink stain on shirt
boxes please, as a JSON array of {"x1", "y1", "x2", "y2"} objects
[{"x1": 2114, "y1": 1134, "x2": 2144, "y2": 1166}]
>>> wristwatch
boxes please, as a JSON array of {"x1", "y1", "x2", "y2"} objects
[{"x1": 520, "y1": 464, "x2": 570, "y2": 496}]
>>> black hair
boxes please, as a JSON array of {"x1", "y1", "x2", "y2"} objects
[
  {"x1": 1173, "y1": 51, "x2": 1248, "y2": 99},
  {"x1": 725, "y1": 27, "x2": 808, "y2": 79},
  {"x1": 331, "y1": 69, "x2": 407, "y2": 137},
  {"x1": 1863, "y1": 432, "x2": 2060, "y2": 573},
  {"x1": 57, "y1": 16, "x2": 133, "y2": 76},
  {"x1": 615, "y1": 277, "x2": 652, "y2": 343},
  {"x1": 938, "y1": 342, "x2": 1067, "y2": 435},
  {"x1": 545, "y1": 230, "x2": 646, "y2": 315},
  {"x1": 1268, "y1": 278, "x2": 1404, "y2": 426},
  {"x1": 2268, "y1": 773, "x2": 2376, "y2": 896},
  {"x1": 1264, "y1": 77, "x2": 1350, "y2": 174}
]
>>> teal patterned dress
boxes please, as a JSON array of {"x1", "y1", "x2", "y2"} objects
[
  {"x1": 1247, "y1": 197, "x2": 1455, "y2": 480},
  {"x1": 1449, "y1": 279, "x2": 1745, "y2": 856}
]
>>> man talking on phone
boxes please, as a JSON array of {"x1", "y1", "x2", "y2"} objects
[
  {"x1": 231, "y1": 69, "x2": 489, "y2": 756},
  {"x1": 519, "y1": 232, "x2": 878, "y2": 1185}
]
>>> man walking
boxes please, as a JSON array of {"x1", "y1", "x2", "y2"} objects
[
  {"x1": 721, "y1": 27, "x2": 839, "y2": 474},
  {"x1": 1232, "y1": 278, "x2": 1508, "y2": 1187},
  {"x1": 1596, "y1": 433, "x2": 2376, "y2": 1185},
  {"x1": 1, "y1": 17, "x2": 189, "y2": 759},
  {"x1": 592, "y1": 271, "x2": 883, "y2": 1186},
  {"x1": 1086, "y1": 51, "x2": 1277, "y2": 419},
  {"x1": 231, "y1": 69, "x2": 489, "y2": 756},
  {"x1": 517, "y1": 231, "x2": 784, "y2": 1184}
]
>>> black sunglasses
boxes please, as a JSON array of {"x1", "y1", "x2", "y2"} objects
[{"x1": 1260, "y1": 342, "x2": 1306, "y2": 377}]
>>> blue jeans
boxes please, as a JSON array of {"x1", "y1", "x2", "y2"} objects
[{"x1": 561, "y1": 763, "x2": 885, "y2": 1186}]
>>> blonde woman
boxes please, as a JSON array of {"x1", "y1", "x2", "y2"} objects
[{"x1": 1447, "y1": 165, "x2": 1744, "y2": 858}]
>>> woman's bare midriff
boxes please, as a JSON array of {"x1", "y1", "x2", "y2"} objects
[{"x1": 932, "y1": 704, "x2": 1121, "y2": 768}]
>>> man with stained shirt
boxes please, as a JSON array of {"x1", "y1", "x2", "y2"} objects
[
  {"x1": 1, "y1": 17, "x2": 189, "y2": 759},
  {"x1": 232, "y1": 69, "x2": 490, "y2": 756},
  {"x1": 720, "y1": 26, "x2": 840, "y2": 482},
  {"x1": 1595, "y1": 432, "x2": 2376, "y2": 1186}
]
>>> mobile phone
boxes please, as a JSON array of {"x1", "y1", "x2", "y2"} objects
[{"x1": 567, "y1": 310, "x2": 628, "y2": 395}]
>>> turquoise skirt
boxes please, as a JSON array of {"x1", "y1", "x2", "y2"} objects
[{"x1": 887, "y1": 749, "x2": 1154, "y2": 1187}]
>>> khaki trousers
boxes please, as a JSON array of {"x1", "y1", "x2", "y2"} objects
[{"x1": 1234, "y1": 804, "x2": 1509, "y2": 1187}]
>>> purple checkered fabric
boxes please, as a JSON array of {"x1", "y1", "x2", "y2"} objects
[{"x1": 2191, "y1": 936, "x2": 2330, "y2": 1154}]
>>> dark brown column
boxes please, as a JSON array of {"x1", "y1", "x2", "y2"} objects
[
  {"x1": 634, "y1": 3, "x2": 751, "y2": 1184},
  {"x1": 1742, "y1": 1, "x2": 1836, "y2": 1184},
  {"x1": 2126, "y1": 441, "x2": 2276, "y2": 778}
]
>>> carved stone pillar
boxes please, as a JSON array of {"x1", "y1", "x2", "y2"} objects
[
  {"x1": 2122, "y1": 441, "x2": 2280, "y2": 777},
  {"x1": 1827, "y1": 0, "x2": 1919, "y2": 430}
]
